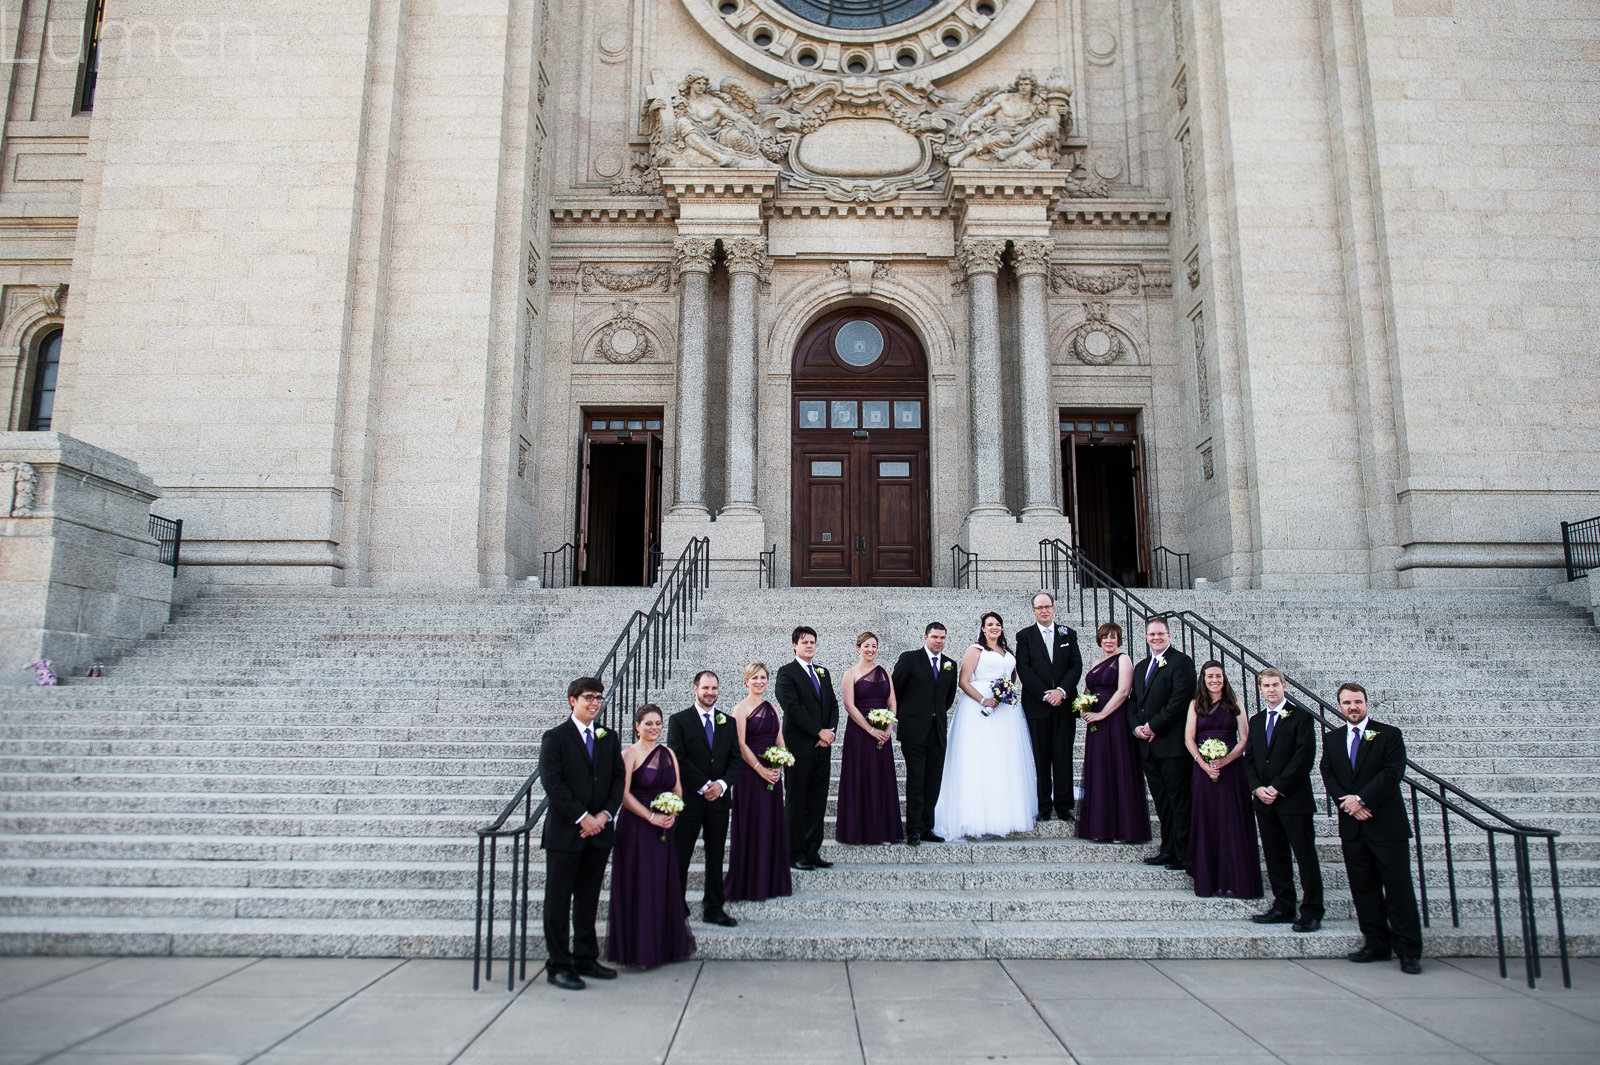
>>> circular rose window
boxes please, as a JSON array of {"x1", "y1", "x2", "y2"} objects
[{"x1": 772, "y1": 0, "x2": 939, "y2": 28}]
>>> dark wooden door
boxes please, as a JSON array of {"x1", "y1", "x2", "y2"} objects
[{"x1": 791, "y1": 308, "x2": 930, "y2": 586}]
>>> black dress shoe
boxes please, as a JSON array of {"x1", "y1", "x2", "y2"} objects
[
  {"x1": 920, "y1": 831, "x2": 944, "y2": 843},
  {"x1": 790, "y1": 857, "x2": 816, "y2": 871},
  {"x1": 1292, "y1": 917, "x2": 1322, "y2": 933},
  {"x1": 905, "y1": 835, "x2": 921, "y2": 847},
  {"x1": 576, "y1": 961, "x2": 617, "y2": 980},
  {"x1": 810, "y1": 856, "x2": 834, "y2": 869},
  {"x1": 1399, "y1": 957, "x2": 1422, "y2": 975},
  {"x1": 1164, "y1": 861, "x2": 1187, "y2": 872},
  {"x1": 547, "y1": 968, "x2": 585, "y2": 990},
  {"x1": 1252, "y1": 908, "x2": 1293, "y2": 925},
  {"x1": 1143, "y1": 854, "x2": 1172, "y2": 866},
  {"x1": 1035, "y1": 811, "x2": 1050, "y2": 821},
  {"x1": 1347, "y1": 945, "x2": 1392, "y2": 963},
  {"x1": 705, "y1": 911, "x2": 738, "y2": 927}
]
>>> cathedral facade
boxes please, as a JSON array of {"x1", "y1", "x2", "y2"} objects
[{"x1": 3, "y1": 1, "x2": 1595, "y2": 591}]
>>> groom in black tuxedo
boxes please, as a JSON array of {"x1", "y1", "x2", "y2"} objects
[
  {"x1": 890, "y1": 621, "x2": 959, "y2": 845},
  {"x1": 773, "y1": 625, "x2": 838, "y2": 871},
  {"x1": 1130, "y1": 616, "x2": 1196, "y2": 870},
  {"x1": 1244, "y1": 668, "x2": 1323, "y2": 932},
  {"x1": 666, "y1": 671, "x2": 740, "y2": 927},
  {"x1": 1014, "y1": 592, "x2": 1084, "y2": 821},
  {"x1": 1321, "y1": 681, "x2": 1423, "y2": 974},
  {"x1": 538, "y1": 676, "x2": 625, "y2": 990}
]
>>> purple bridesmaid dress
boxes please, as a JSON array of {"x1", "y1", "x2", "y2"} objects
[
  {"x1": 1076, "y1": 654, "x2": 1152, "y2": 843},
  {"x1": 725, "y1": 701, "x2": 793, "y2": 902},
  {"x1": 1186, "y1": 705, "x2": 1264, "y2": 899},
  {"x1": 604, "y1": 745, "x2": 696, "y2": 967},
  {"x1": 835, "y1": 666, "x2": 904, "y2": 845}
]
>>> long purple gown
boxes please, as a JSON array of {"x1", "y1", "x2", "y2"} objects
[
  {"x1": 1076, "y1": 654, "x2": 1152, "y2": 843},
  {"x1": 725, "y1": 701, "x2": 793, "y2": 902},
  {"x1": 1186, "y1": 703, "x2": 1264, "y2": 899},
  {"x1": 835, "y1": 666, "x2": 903, "y2": 844},
  {"x1": 604, "y1": 745, "x2": 696, "y2": 967}
]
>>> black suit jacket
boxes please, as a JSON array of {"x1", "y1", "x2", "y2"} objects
[
  {"x1": 538, "y1": 718, "x2": 625, "y2": 852},
  {"x1": 666, "y1": 705, "x2": 740, "y2": 811},
  {"x1": 889, "y1": 647, "x2": 958, "y2": 746},
  {"x1": 1320, "y1": 719, "x2": 1412, "y2": 842},
  {"x1": 1243, "y1": 702, "x2": 1318, "y2": 814},
  {"x1": 773, "y1": 659, "x2": 840, "y2": 749},
  {"x1": 1014, "y1": 623, "x2": 1084, "y2": 716},
  {"x1": 1129, "y1": 647, "x2": 1197, "y2": 759}
]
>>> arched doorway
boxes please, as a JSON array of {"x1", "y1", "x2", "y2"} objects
[{"x1": 791, "y1": 307, "x2": 930, "y2": 586}]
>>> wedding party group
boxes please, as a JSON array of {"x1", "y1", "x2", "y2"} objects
[{"x1": 536, "y1": 594, "x2": 1424, "y2": 990}]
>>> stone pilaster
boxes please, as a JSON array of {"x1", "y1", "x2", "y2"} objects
[
  {"x1": 1013, "y1": 238, "x2": 1058, "y2": 518},
  {"x1": 670, "y1": 236, "x2": 716, "y2": 516},
  {"x1": 720, "y1": 236, "x2": 767, "y2": 517},
  {"x1": 957, "y1": 237, "x2": 1008, "y2": 517}
]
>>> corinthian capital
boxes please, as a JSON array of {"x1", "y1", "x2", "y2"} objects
[
  {"x1": 956, "y1": 238, "x2": 1007, "y2": 277},
  {"x1": 672, "y1": 237, "x2": 717, "y2": 275},
  {"x1": 1012, "y1": 238, "x2": 1055, "y2": 276},
  {"x1": 723, "y1": 236, "x2": 768, "y2": 274}
]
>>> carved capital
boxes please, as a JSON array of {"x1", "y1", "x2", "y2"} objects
[
  {"x1": 1011, "y1": 239, "x2": 1055, "y2": 276},
  {"x1": 723, "y1": 237, "x2": 768, "y2": 274},
  {"x1": 672, "y1": 237, "x2": 717, "y2": 275},
  {"x1": 956, "y1": 238, "x2": 1007, "y2": 277}
]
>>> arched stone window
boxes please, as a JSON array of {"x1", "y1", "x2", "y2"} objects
[{"x1": 28, "y1": 329, "x2": 62, "y2": 431}]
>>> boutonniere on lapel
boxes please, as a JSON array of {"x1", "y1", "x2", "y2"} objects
[
  {"x1": 814, "y1": 667, "x2": 826, "y2": 676},
  {"x1": 1274, "y1": 707, "x2": 1290, "y2": 719},
  {"x1": 1362, "y1": 729, "x2": 1378, "y2": 742},
  {"x1": 1056, "y1": 624, "x2": 1072, "y2": 636},
  {"x1": 1154, "y1": 655, "x2": 1167, "y2": 669},
  {"x1": 594, "y1": 727, "x2": 608, "y2": 739},
  {"x1": 941, "y1": 661, "x2": 954, "y2": 671},
  {"x1": 715, "y1": 713, "x2": 727, "y2": 726}
]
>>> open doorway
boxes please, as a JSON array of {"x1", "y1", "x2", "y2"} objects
[
  {"x1": 1061, "y1": 412, "x2": 1149, "y2": 587},
  {"x1": 577, "y1": 412, "x2": 663, "y2": 586}
]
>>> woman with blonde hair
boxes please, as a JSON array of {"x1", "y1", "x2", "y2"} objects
[
  {"x1": 723, "y1": 663, "x2": 793, "y2": 901},
  {"x1": 836, "y1": 632, "x2": 903, "y2": 845}
]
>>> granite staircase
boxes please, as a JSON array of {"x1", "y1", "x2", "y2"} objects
[{"x1": 0, "y1": 584, "x2": 1595, "y2": 963}]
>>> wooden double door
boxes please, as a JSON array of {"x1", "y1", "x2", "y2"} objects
[{"x1": 791, "y1": 309, "x2": 931, "y2": 586}]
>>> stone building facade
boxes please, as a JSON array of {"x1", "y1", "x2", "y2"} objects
[{"x1": 1, "y1": 1, "x2": 1595, "y2": 591}]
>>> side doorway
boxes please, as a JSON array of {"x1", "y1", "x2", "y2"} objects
[
  {"x1": 576, "y1": 411, "x2": 663, "y2": 586},
  {"x1": 1060, "y1": 412, "x2": 1149, "y2": 587}
]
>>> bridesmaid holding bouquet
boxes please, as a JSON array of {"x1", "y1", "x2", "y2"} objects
[
  {"x1": 1184, "y1": 663, "x2": 1263, "y2": 900},
  {"x1": 1076, "y1": 622, "x2": 1151, "y2": 844},
  {"x1": 835, "y1": 632, "x2": 903, "y2": 845},
  {"x1": 605, "y1": 705, "x2": 696, "y2": 968},
  {"x1": 724, "y1": 663, "x2": 794, "y2": 902}
]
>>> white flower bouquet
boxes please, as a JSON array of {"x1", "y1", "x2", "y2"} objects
[
  {"x1": 762, "y1": 745, "x2": 794, "y2": 790},
  {"x1": 866, "y1": 708, "x2": 897, "y2": 748},
  {"x1": 1197, "y1": 738, "x2": 1229, "y2": 781},
  {"x1": 650, "y1": 792, "x2": 684, "y2": 841},
  {"x1": 1072, "y1": 692, "x2": 1099, "y2": 732}
]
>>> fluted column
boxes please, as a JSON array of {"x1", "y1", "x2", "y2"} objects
[
  {"x1": 670, "y1": 237, "x2": 716, "y2": 515},
  {"x1": 958, "y1": 238, "x2": 1009, "y2": 515},
  {"x1": 720, "y1": 237, "x2": 766, "y2": 516},
  {"x1": 1013, "y1": 238, "x2": 1058, "y2": 516}
]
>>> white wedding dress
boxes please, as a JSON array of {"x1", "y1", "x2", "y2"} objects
[{"x1": 933, "y1": 645, "x2": 1039, "y2": 840}]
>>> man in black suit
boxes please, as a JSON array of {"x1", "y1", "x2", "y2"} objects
[
  {"x1": 1129, "y1": 616, "x2": 1196, "y2": 870},
  {"x1": 1014, "y1": 591, "x2": 1085, "y2": 821},
  {"x1": 1244, "y1": 667, "x2": 1324, "y2": 933},
  {"x1": 539, "y1": 676, "x2": 625, "y2": 990},
  {"x1": 890, "y1": 621, "x2": 959, "y2": 845},
  {"x1": 665, "y1": 670, "x2": 740, "y2": 927},
  {"x1": 1321, "y1": 681, "x2": 1423, "y2": 974},
  {"x1": 773, "y1": 625, "x2": 838, "y2": 871}
]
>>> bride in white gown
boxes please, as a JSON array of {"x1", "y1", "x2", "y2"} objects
[{"x1": 933, "y1": 611, "x2": 1039, "y2": 840}]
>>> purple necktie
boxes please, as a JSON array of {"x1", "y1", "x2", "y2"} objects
[
  {"x1": 1265, "y1": 712, "x2": 1276, "y2": 745},
  {"x1": 703, "y1": 713, "x2": 714, "y2": 748},
  {"x1": 1349, "y1": 727, "x2": 1361, "y2": 764},
  {"x1": 808, "y1": 664, "x2": 821, "y2": 694},
  {"x1": 583, "y1": 726, "x2": 594, "y2": 760}
]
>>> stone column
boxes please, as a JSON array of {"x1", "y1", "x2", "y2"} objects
[
  {"x1": 720, "y1": 236, "x2": 766, "y2": 516},
  {"x1": 958, "y1": 237, "x2": 1009, "y2": 516},
  {"x1": 1013, "y1": 238, "x2": 1059, "y2": 517},
  {"x1": 670, "y1": 236, "x2": 716, "y2": 515}
]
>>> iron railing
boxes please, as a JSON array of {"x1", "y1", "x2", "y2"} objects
[
  {"x1": 148, "y1": 514, "x2": 182, "y2": 575},
  {"x1": 541, "y1": 543, "x2": 577, "y2": 588},
  {"x1": 758, "y1": 543, "x2": 777, "y2": 588},
  {"x1": 1560, "y1": 516, "x2": 1600, "y2": 581},
  {"x1": 951, "y1": 544, "x2": 978, "y2": 590},
  {"x1": 1151, "y1": 546, "x2": 1191, "y2": 590},
  {"x1": 1039, "y1": 537, "x2": 1570, "y2": 989},
  {"x1": 472, "y1": 536, "x2": 711, "y2": 989}
]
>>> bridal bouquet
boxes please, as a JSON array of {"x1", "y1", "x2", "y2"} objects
[
  {"x1": 1072, "y1": 692, "x2": 1099, "y2": 732},
  {"x1": 761, "y1": 745, "x2": 794, "y2": 790},
  {"x1": 1197, "y1": 738, "x2": 1229, "y2": 780},
  {"x1": 866, "y1": 708, "x2": 897, "y2": 748},
  {"x1": 986, "y1": 677, "x2": 1019, "y2": 716},
  {"x1": 650, "y1": 792, "x2": 684, "y2": 841}
]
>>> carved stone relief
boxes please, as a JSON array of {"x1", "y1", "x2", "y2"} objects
[
  {"x1": 1191, "y1": 308, "x2": 1211, "y2": 421},
  {"x1": 2, "y1": 460, "x2": 37, "y2": 516},
  {"x1": 1049, "y1": 266, "x2": 1140, "y2": 296},
  {"x1": 591, "y1": 300, "x2": 657, "y2": 364},
  {"x1": 1067, "y1": 302, "x2": 1131, "y2": 366},
  {"x1": 578, "y1": 263, "x2": 672, "y2": 293}
]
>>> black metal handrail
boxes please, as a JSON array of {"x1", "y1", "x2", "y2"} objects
[
  {"x1": 1151, "y1": 546, "x2": 1191, "y2": 590},
  {"x1": 1560, "y1": 516, "x2": 1600, "y2": 581},
  {"x1": 472, "y1": 536, "x2": 711, "y2": 989},
  {"x1": 758, "y1": 543, "x2": 776, "y2": 588},
  {"x1": 541, "y1": 542, "x2": 577, "y2": 588},
  {"x1": 951, "y1": 543, "x2": 978, "y2": 590},
  {"x1": 148, "y1": 514, "x2": 182, "y2": 575},
  {"x1": 1040, "y1": 537, "x2": 1570, "y2": 989}
]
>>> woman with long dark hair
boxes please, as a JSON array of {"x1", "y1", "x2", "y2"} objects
[{"x1": 1184, "y1": 662, "x2": 1263, "y2": 899}]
